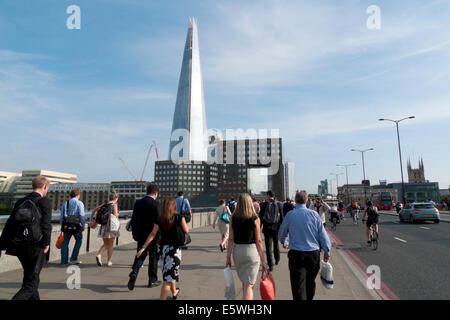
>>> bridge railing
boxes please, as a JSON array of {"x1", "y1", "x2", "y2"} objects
[{"x1": 0, "y1": 207, "x2": 217, "y2": 273}]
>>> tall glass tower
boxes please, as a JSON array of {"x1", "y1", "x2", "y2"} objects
[{"x1": 168, "y1": 17, "x2": 208, "y2": 161}]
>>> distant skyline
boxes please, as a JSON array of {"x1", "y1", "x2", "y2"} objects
[{"x1": 1, "y1": 0, "x2": 450, "y2": 194}]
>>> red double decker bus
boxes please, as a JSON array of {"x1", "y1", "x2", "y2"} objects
[{"x1": 376, "y1": 192, "x2": 393, "y2": 210}]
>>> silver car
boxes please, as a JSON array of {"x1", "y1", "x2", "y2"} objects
[{"x1": 399, "y1": 202, "x2": 440, "y2": 224}]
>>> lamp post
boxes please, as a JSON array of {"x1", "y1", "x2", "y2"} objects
[
  {"x1": 351, "y1": 148, "x2": 374, "y2": 205},
  {"x1": 330, "y1": 172, "x2": 343, "y2": 197},
  {"x1": 337, "y1": 164, "x2": 356, "y2": 205},
  {"x1": 379, "y1": 116, "x2": 415, "y2": 205}
]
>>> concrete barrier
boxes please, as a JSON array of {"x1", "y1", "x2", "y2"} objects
[{"x1": 0, "y1": 210, "x2": 216, "y2": 273}]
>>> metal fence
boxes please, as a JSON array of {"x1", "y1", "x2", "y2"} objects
[{"x1": 0, "y1": 207, "x2": 216, "y2": 253}]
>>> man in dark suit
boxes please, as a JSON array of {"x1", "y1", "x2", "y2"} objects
[
  {"x1": 128, "y1": 183, "x2": 161, "y2": 290},
  {"x1": 0, "y1": 176, "x2": 52, "y2": 300},
  {"x1": 259, "y1": 190, "x2": 284, "y2": 272},
  {"x1": 283, "y1": 198, "x2": 295, "y2": 217}
]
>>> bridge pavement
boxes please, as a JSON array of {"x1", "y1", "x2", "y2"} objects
[{"x1": 0, "y1": 225, "x2": 376, "y2": 300}]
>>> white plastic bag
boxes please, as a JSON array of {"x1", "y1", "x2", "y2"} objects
[
  {"x1": 224, "y1": 267, "x2": 235, "y2": 300},
  {"x1": 320, "y1": 261, "x2": 334, "y2": 289}
]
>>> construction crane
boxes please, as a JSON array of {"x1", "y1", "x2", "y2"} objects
[
  {"x1": 140, "y1": 140, "x2": 160, "y2": 181},
  {"x1": 119, "y1": 140, "x2": 160, "y2": 182},
  {"x1": 119, "y1": 158, "x2": 138, "y2": 182}
]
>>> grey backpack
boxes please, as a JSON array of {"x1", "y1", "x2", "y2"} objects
[{"x1": 263, "y1": 201, "x2": 280, "y2": 224}]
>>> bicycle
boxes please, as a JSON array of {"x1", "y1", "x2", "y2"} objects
[{"x1": 329, "y1": 217, "x2": 337, "y2": 231}]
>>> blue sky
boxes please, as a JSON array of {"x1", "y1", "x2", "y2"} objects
[{"x1": 1, "y1": 0, "x2": 450, "y2": 194}]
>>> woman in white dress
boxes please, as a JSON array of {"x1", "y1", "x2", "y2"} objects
[{"x1": 91, "y1": 190, "x2": 120, "y2": 267}]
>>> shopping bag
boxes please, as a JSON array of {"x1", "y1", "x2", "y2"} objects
[
  {"x1": 55, "y1": 232, "x2": 64, "y2": 250},
  {"x1": 320, "y1": 261, "x2": 334, "y2": 289},
  {"x1": 260, "y1": 269, "x2": 276, "y2": 300},
  {"x1": 224, "y1": 267, "x2": 235, "y2": 300}
]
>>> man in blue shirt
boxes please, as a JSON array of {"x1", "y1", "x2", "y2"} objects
[
  {"x1": 60, "y1": 189, "x2": 86, "y2": 265},
  {"x1": 176, "y1": 191, "x2": 192, "y2": 216},
  {"x1": 278, "y1": 190, "x2": 331, "y2": 300}
]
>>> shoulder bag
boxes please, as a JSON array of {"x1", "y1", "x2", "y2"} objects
[
  {"x1": 109, "y1": 204, "x2": 120, "y2": 232},
  {"x1": 220, "y1": 206, "x2": 230, "y2": 224},
  {"x1": 62, "y1": 201, "x2": 81, "y2": 235}
]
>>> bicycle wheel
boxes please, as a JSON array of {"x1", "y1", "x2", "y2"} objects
[{"x1": 372, "y1": 231, "x2": 378, "y2": 250}]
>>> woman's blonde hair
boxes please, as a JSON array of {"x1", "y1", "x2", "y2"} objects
[
  {"x1": 233, "y1": 193, "x2": 257, "y2": 220},
  {"x1": 109, "y1": 190, "x2": 118, "y2": 201}
]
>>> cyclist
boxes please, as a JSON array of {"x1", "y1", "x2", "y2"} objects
[
  {"x1": 337, "y1": 200, "x2": 345, "y2": 221},
  {"x1": 329, "y1": 205, "x2": 339, "y2": 226},
  {"x1": 350, "y1": 201, "x2": 359, "y2": 224},
  {"x1": 395, "y1": 201, "x2": 402, "y2": 214},
  {"x1": 363, "y1": 201, "x2": 379, "y2": 245}
]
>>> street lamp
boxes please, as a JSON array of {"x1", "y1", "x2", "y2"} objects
[
  {"x1": 379, "y1": 116, "x2": 415, "y2": 205},
  {"x1": 350, "y1": 148, "x2": 374, "y2": 205},
  {"x1": 330, "y1": 172, "x2": 343, "y2": 196},
  {"x1": 337, "y1": 164, "x2": 357, "y2": 205}
]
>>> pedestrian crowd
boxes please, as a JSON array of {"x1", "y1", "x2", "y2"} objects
[{"x1": 0, "y1": 176, "x2": 334, "y2": 301}]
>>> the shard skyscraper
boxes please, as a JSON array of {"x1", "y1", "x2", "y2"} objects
[{"x1": 168, "y1": 18, "x2": 208, "y2": 161}]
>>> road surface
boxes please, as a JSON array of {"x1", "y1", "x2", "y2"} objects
[{"x1": 327, "y1": 211, "x2": 450, "y2": 299}]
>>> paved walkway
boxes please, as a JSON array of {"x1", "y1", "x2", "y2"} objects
[{"x1": 0, "y1": 226, "x2": 376, "y2": 300}]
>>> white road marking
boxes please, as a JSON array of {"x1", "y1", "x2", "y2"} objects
[
  {"x1": 394, "y1": 237, "x2": 407, "y2": 243},
  {"x1": 420, "y1": 227, "x2": 430, "y2": 230}
]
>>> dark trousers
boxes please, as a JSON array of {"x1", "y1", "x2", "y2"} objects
[
  {"x1": 12, "y1": 247, "x2": 46, "y2": 300},
  {"x1": 130, "y1": 241, "x2": 158, "y2": 283},
  {"x1": 288, "y1": 250, "x2": 320, "y2": 301},
  {"x1": 263, "y1": 228, "x2": 280, "y2": 268}
]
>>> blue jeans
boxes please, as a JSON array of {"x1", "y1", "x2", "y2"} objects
[{"x1": 61, "y1": 231, "x2": 83, "y2": 265}]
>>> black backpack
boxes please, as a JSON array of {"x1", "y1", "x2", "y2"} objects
[
  {"x1": 96, "y1": 203, "x2": 112, "y2": 225},
  {"x1": 10, "y1": 198, "x2": 43, "y2": 246},
  {"x1": 367, "y1": 205, "x2": 379, "y2": 218},
  {"x1": 263, "y1": 201, "x2": 281, "y2": 224}
]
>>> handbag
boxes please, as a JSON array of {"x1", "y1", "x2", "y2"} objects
[
  {"x1": 62, "y1": 201, "x2": 81, "y2": 235},
  {"x1": 260, "y1": 269, "x2": 276, "y2": 300},
  {"x1": 55, "y1": 232, "x2": 64, "y2": 249},
  {"x1": 109, "y1": 214, "x2": 120, "y2": 232},
  {"x1": 220, "y1": 207, "x2": 230, "y2": 224}
]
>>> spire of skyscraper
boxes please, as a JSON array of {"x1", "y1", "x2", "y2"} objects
[{"x1": 168, "y1": 17, "x2": 208, "y2": 161}]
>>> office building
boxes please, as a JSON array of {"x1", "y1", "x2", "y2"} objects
[
  {"x1": 47, "y1": 183, "x2": 110, "y2": 211},
  {"x1": 168, "y1": 18, "x2": 208, "y2": 162},
  {"x1": 318, "y1": 180, "x2": 329, "y2": 196},
  {"x1": 13, "y1": 170, "x2": 77, "y2": 202},
  {"x1": 284, "y1": 162, "x2": 296, "y2": 200},
  {"x1": 110, "y1": 181, "x2": 149, "y2": 211},
  {"x1": 215, "y1": 138, "x2": 285, "y2": 201},
  {"x1": 154, "y1": 160, "x2": 218, "y2": 207}
]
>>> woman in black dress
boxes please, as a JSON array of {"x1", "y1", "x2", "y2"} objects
[{"x1": 137, "y1": 197, "x2": 189, "y2": 300}]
